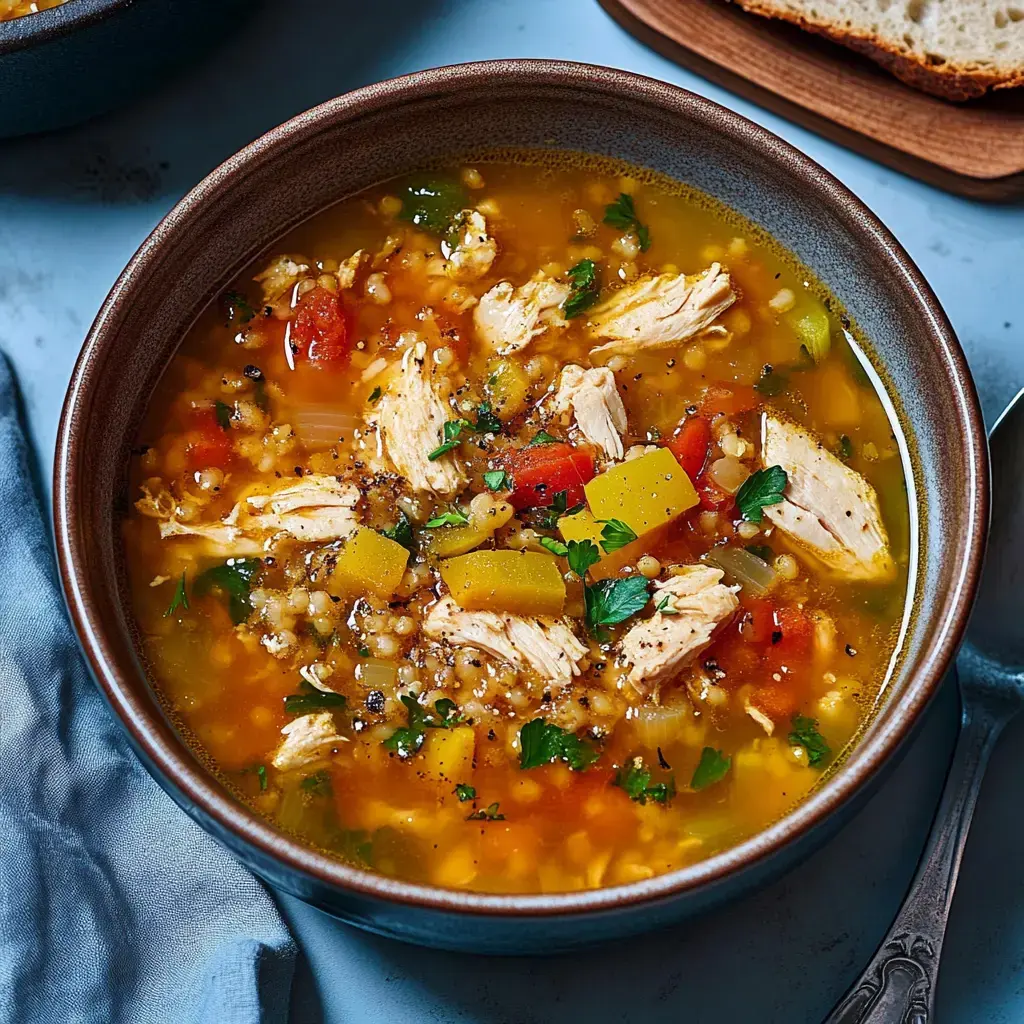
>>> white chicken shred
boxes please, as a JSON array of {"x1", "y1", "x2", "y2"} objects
[
  {"x1": 761, "y1": 415, "x2": 895, "y2": 582},
  {"x1": 271, "y1": 712, "x2": 348, "y2": 771},
  {"x1": 548, "y1": 364, "x2": 628, "y2": 461},
  {"x1": 473, "y1": 272, "x2": 570, "y2": 355},
  {"x1": 423, "y1": 596, "x2": 588, "y2": 690},
  {"x1": 253, "y1": 254, "x2": 310, "y2": 304},
  {"x1": 336, "y1": 249, "x2": 367, "y2": 290},
  {"x1": 374, "y1": 339, "x2": 469, "y2": 497},
  {"x1": 620, "y1": 565, "x2": 739, "y2": 695},
  {"x1": 588, "y1": 264, "x2": 736, "y2": 359},
  {"x1": 444, "y1": 210, "x2": 497, "y2": 282}
]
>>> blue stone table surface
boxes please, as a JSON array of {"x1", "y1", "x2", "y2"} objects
[{"x1": 3, "y1": 1, "x2": 1023, "y2": 1021}]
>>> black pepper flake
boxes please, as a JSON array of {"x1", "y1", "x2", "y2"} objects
[
  {"x1": 294, "y1": 466, "x2": 303, "y2": 476},
  {"x1": 541, "y1": 690, "x2": 552, "y2": 704},
  {"x1": 666, "y1": 359, "x2": 676, "y2": 368},
  {"x1": 771, "y1": 630, "x2": 783, "y2": 645},
  {"x1": 685, "y1": 404, "x2": 697, "y2": 416},
  {"x1": 846, "y1": 644, "x2": 858, "y2": 657},
  {"x1": 487, "y1": 729, "x2": 496, "y2": 742},
  {"x1": 657, "y1": 746, "x2": 672, "y2": 770},
  {"x1": 243, "y1": 364, "x2": 264, "y2": 381},
  {"x1": 366, "y1": 690, "x2": 385, "y2": 714},
  {"x1": 578, "y1": 695, "x2": 590, "y2": 708}
]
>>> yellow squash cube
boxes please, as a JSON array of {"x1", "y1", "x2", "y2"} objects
[
  {"x1": 422, "y1": 726, "x2": 476, "y2": 782},
  {"x1": 327, "y1": 528, "x2": 409, "y2": 599},
  {"x1": 439, "y1": 549, "x2": 566, "y2": 616}
]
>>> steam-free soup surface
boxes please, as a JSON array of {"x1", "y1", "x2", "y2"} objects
[{"x1": 125, "y1": 155, "x2": 909, "y2": 893}]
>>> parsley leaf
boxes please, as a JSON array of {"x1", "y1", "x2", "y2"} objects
[
  {"x1": 483, "y1": 469, "x2": 511, "y2": 491},
  {"x1": 382, "y1": 510, "x2": 416, "y2": 552},
  {"x1": 529, "y1": 430, "x2": 559, "y2": 446},
  {"x1": 690, "y1": 747, "x2": 731, "y2": 790},
  {"x1": 214, "y1": 400, "x2": 233, "y2": 430},
  {"x1": 432, "y1": 697, "x2": 464, "y2": 726},
  {"x1": 614, "y1": 761, "x2": 676, "y2": 805},
  {"x1": 193, "y1": 557, "x2": 261, "y2": 625},
  {"x1": 384, "y1": 695, "x2": 465, "y2": 758},
  {"x1": 540, "y1": 537, "x2": 569, "y2": 558},
  {"x1": 603, "y1": 193, "x2": 651, "y2": 251},
  {"x1": 564, "y1": 259, "x2": 600, "y2": 318},
  {"x1": 518, "y1": 718, "x2": 601, "y2": 771},
  {"x1": 466, "y1": 801, "x2": 505, "y2": 821},
  {"x1": 300, "y1": 769, "x2": 332, "y2": 796},
  {"x1": 735, "y1": 465, "x2": 788, "y2": 523},
  {"x1": 745, "y1": 544, "x2": 774, "y2": 562},
  {"x1": 754, "y1": 365, "x2": 789, "y2": 396},
  {"x1": 163, "y1": 571, "x2": 189, "y2": 618},
  {"x1": 529, "y1": 489, "x2": 585, "y2": 531},
  {"x1": 585, "y1": 576, "x2": 649, "y2": 630},
  {"x1": 454, "y1": 783, "x2": 476, "y2": 802},
  {"x1": 655, "y1": 596, "x2": 678, "y2": 615},
  {"x1": 368, "y1": 386, "x2": 382, "y2": 405},
  {"x1": 428, "y1": 419, "x2": 471, "y2": 461},
  {"x1": 838, "y1": 434, "x2": 854, "y2": 460},
  {"x1": 243, "y1": 763, "x2": 268, "y2": 791},
  {"x1": 789, "y1": 714, "x2": 831, "y2": 767},
  {"x1": 224, "y1": 289, "x2": 257, "y2": 324},
  {"x1": 567, "y1": 539, "x2": 601, "y2": 578},
  {"x1": 598, "y1": 518, "x2": 637, "y2": 554},
  {"x1": 424, "y1": 507, "x2": 470, "y2": 528},
  {"x1": 474, "y1": 402, "x2": 502, "y2": 435},
  {"x1": 398, "y1": 177, "x2": 468, "y2": 235},
  {"x1": 284, "y1": 688, "x2": 347, "y2": 715}
]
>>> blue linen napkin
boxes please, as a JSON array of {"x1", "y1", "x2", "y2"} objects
[{"x1": 0, "y1": 353, "x2": 297, "y2": 1024}]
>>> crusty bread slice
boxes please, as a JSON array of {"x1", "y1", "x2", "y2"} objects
[{"x1": 727, "y1": 0, "x2": 1024, "y2": 101}]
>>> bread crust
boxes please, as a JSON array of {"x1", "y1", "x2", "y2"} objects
[{"x1": 729, "y1": 0, "x2": 1024, "y2": 102}]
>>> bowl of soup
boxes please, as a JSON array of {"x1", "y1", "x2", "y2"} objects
[{"x1": 55, "y1": 60, "x2": 986, "y2": 953}]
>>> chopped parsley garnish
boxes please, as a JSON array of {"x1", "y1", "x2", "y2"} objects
[
  {"x1": 383, "y1": 695, "x2": 465, "y2": 758},
  {"x1": 745, "y1": 544, "x2": 774, "y2": 562},
  {"x1": 655, "y1": 596, "x2": 678, "y2": 615},
  {"x1": 357, "y1": 645, "x2": 370, "y2": 657},
  {"x1": 754, "y1": 366, "x2": 789, "y2": 397},
  {"x1": 368, "y1": 386, "x2": 382, "y2": 405},
  {"x1": 518, "y1": 718, "x2": 601, "y2": 772},
  {"x1": 428, "y1": 419, "x2": 471, "y2": 461},
  {"x1": 300, "y1": 770, "x2": 332, "y2": 796},
  {"x1": 603, "y1": 193, "x2": 651, "y2": 251},
  {"x1": 454, "y1": 783, "x2": 477, "y2": 802},
  {"x1": 243, "y1": 763, "x2": 268, "y2": 791},
  {"x1": 528, "y1": 430, "x2": 559, "y2": 446},
  {"x1": 564, "y1": 259, "x2": 601, "y2": 318},
  {"x1": 424, "y1": 507, "x2": 470, "y2": 529},
  {"x1": 483, "y1": 469, "x2": 511, "y2": 492},
  {"x1": 540, "y1": 537, "x2": 569, "y2": 558},
  {"x1": 214, "y1": 400, "x2": 233, "y2": 430},
  {"x1": 398, "y1": 177, "x2": 468, "y2": 235},
  {"x1": 466, "y1": 801, "x2": 505, "y2": 821},
  {"x1": 283, "y1": 688, "x2": 347, "y2": 715},
  {"x1": 225, "y1": 289, "x2": 257, "y2": 324},
  {"x1": 530, "y1": 489, "x2": 584, "y2": 530},
  {"x1": 598, "y1": 518, "x2": 637, "y2": 553},
  {"x1": 382, "y1": 510, "x2": 416, "y2": 552},
  {"x1": 838, "y1": 434, "x2": 854, "y2": 460},
  {"x1": 789, "y1": 714, "x2": 831, "y2": 767},
  {"x1": 614, "y1": 761, "x2": 676, "y2": 805},
  {"x1": 585, "y1": 576, "x2": 649, "y2": 631},
  {"x1": 163, "y1": 571, "x2": 189, "y2": 618},
  {"x1": 690, "y1": 747, "x2": 731, "y2": 790},
  {"x1": 193, "y1": 557, "x2": 261, "y2": 625},
  {"x1": 735, "y1": 465, "x2": 788, "y2": 523},
  {"x1": 567, "y1": 539, "x2": 601, "y2": 578},
  {"x1": 474, "y1": 402, "x2": 502, "y2": 435}
]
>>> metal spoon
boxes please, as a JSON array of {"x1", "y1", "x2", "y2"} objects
[{"x1": 826, "y1": 388, "x2": 1024, "y2": 1024}]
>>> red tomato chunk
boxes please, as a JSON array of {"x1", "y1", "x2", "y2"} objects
[
  {"x1": 291, "y1": 286, "x2": 351, "y2": 366},
  {"x1": 503, "y1": 442, "x2": 595, "y2": 510}
]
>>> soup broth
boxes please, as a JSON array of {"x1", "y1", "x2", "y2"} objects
[{"x1": 124, "y1": 154, "x2": 910, "y2": 893}]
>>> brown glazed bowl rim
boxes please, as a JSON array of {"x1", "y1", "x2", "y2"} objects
[{"x1": 55, "y1": 60, "x2": 987, "y2": 918}]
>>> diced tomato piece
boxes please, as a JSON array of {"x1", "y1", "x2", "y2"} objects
[
  {"x1": 184, "y1": 408, "x2": 234, "y2": 472},
  {"x1": 666, "y1": 416, "x2": 711, "y2": 480},
  {"x1": 291, "y1": 286, "x2": 351, "y2": 366},
  {"x1": 695, "y1": 471, "x2": 736, "y2": 517},
  {"x1": 503, "y1": 443, "x2": 595, "y2": 511},
  {"x1": 764, "y1": 604, "x2": 815, "y2": 685},
  {"x1": 751, "y1": 682, "x2": 800, "y2": 720},
  {"x1": 700, "y1": 384, "x2": 759, "y2": 419},
  {"x1": 702, "y1": 626, "x2": 761, "y2": 685}
]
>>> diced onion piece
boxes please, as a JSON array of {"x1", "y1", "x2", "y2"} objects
[
  {"x1": 631, "y1": 701, "x2": 692, "y2": 749},
  {"x1": 789, "y1": 305, "x2": 831, "y2": 363},
  {"x1": 703, "y1": 545, "x2": 777, "y2": 596},
  {"x1": 293, "y1": 404, "x2": 362, "y2": 448},
  {"x1": 356, "y1": 659, "x2": 398, "y2": 690},
  {"x1": 707, "y1": 456, "x2": 751, "y2": 495}
]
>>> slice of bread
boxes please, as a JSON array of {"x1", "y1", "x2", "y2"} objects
[{"x1": 727, "y1": 0, "x2": 1024, "y2": 101}]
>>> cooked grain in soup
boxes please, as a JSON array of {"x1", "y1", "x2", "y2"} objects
[{"x1": 124, "y1": 155, "x2": 910, "y2": 893}]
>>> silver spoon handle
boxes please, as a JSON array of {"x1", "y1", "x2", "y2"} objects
[{"x1": 823, "y1": 697, "x2": 1006, "y2": 1024}]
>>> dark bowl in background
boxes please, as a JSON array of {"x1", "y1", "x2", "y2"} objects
[
  {"x1": 0, "y1": 0, "x2": 249, "y2": 138},
  {"x1": 53, "y1": 60, "x2": 988, "y2": 953}
]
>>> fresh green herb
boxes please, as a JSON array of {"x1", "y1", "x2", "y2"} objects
[
  {"x1": 357, "y1": 645, "x2": 370, "y2": 657},
  {"x1": 690, "y1": 747, "x2": 731, "y2": 790},
  {"x1": 745, "y1": 544, "x2": 774, "y2": 562},
  {"x1": 838, "y1": 434, "x2": 854, "y2": 460},
  {"x1": 454, "y1": 783, "x2": 477, "y2": 802},
  {"x1": 483, "y1": 469, "x2": 511, "y2": 492},
  {"x1": 383, "y1": 696, "x2": 464, "y2": 758},
  {"x1": 518, "y1": 718, "x2": 600, "y2": 772},
  {"x1": 564, "y1": 259, "x2": 601, "y2": 318},
  {"x1": 735, "y1": 465, "x2": 788, "y2": 523},
  {"x1": 466, "y1": 801, "x2": 505, "y2": 821},
  {"x1": 368, "y1": 386, "x2": 382, "y2": 405},
  {"x1": 283, "y1": 689, "x2": 347, "y2": 715},
  {"x1": 225, "y1": 290, "x2": 257, "y2": 324},
  {"x1": 585, "y1": 576, "x2": 649, "y2": 630},
  {"x1": 540, "y1": 537, "x2": 569, "y2": 558},
  {"x1": 193, "y1": 557, "x2": 261, "y2": 625},
  {"x1": 603, "y1": 193, "x2": 651, "y2": 251},
  {"x1": 300, "y1": 770, "x2": 332, "y2": 796},
  {"x1": 529, "y1": 430, "x2": 559, "y2": 446},
  {"x1": 424, "y1": 507, "x2": 470, "y2": 529},
  {"x1": 754, "y1": 367, "x2": 789, "y2": 397},
  {"x1": 567, "y1": 539, "x2": 601, "y2": 579},
  {"x1": 789, "y1": 714, "x2": 831, "y2": 767},
  {"x1": 598, "y1": 518, "x2": 638, "y2": 554},
  {"x1": 398, "y1": 177, "x2": 468, "y2": 235},
  {"x1": 655, "y1": 596, "x2": 678, "y2": 615},
  {"x1": 382, "y1": 510, "x2": 416, "y2": 552},
  {"x1": 338, "y1": 828, "x2": 375, "y2": 866},
  {"x1": 433, "y1": 697, "x2": 464, "y2": 726},
  {"x1": 428, "y1": 419, "x2": 471, "y2": 461},
  {"x1": 163, "y1": 571, "x2": 189, "y2": 618},
  {"x1": 614, "y1": 761, "x2": 676, "y2": 805},
  {"x1": 530, "y1": 489, "x2": 585, "y2": 531},
  {"x1": 243, "y1": 763, "x2": 268, "y2": 791},
  {"x1": 214, "y1": 400, "x2": 233, "y2": 430},
  {"x1": 474, "y1": 402, "x2": 502, "y2": 435}
]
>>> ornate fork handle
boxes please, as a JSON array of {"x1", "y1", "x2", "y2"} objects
[{"x1": 824, "y1": 680, "x2": 1012, "y2": 1024}]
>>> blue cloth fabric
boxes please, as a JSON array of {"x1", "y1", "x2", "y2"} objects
[{"x1": 0, "y1": 353, "x2": 297, "y2": 1024}]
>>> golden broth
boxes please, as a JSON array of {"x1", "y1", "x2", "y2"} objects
[{"x1": 124, "y1": 154, "x2": 910, "y2": 893}]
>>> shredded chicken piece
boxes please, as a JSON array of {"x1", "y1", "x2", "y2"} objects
[
  {"x1": 761, "y1": 415, "x2": 895, "y2": 582},
  {"x1": 549, "y1": 365, "x2": 628, "y2": 460},
  {"x1": 158, "y1": 519, "x2": 262, "y2": 557},
  {"x1": 620, "y1": 565, "x2": 739, "y2": 695},
  {"x1": 473, "y1": 272, "x2": 569, "y2": 355},
  {"x1": 271, "y1": 712, "x2": 347, "y2": 771},
  {"x1": 336, "y1": 249, "x2": 367, "y2": 289},
  {"x1": 588, "y1": 264, "x2": 735, "y2": 359},
  {"x1": 745, "y1": 702, "x2": 775, "y2": 735},
  {"x1": 253, "y1": 254, "x2": 310, "y2": 304},
  {"x1": 374, "y1": 339, "x2": 469, "y2": 497},
  {"x1": 444, "y1": 210, "x2": 497, "y2": 282},
  {"x1": 423, "y1": 596, "x2": 588, "y2": 690}
]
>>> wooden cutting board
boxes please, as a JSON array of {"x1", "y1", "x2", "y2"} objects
[{"x1": 599, "y1": 0, "x2": 1024, "y2": 200}]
